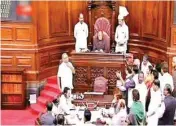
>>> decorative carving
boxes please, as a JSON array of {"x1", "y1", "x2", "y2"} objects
[
  {"x1": 88, "y1": 1, "x2": 116, "y2": 50},
  {"x1": 75, "y1": 66, "x2": 88, "y2": 85},
  {"x1": 90, "y1": 67, "x2": 104, "y2": 86},
  {"x1": 107, "y1": 67, "x2": 119, "y2": 87},
  {"x1": 94, "y1": 17, "x2": 110, "y2": 36}
]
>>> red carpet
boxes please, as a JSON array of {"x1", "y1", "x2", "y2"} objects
[
  {"x1": 1, "y1": 76, "x2": 61, "y2": 125},
  {"x1": 30, "y1": 76, "x2": 61, "y2": 115},
  {"x1": 1, "y1": 108, "x2": 38, "y2": 125}
]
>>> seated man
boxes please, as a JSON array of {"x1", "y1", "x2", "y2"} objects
[
  {"x1": 84, "y1": 109, "x2": 95, "y2": 126},
  {"x1": 52, "y1": 95, "x2": 60, "y2": 115},
  {"x1": 93, "y1": 31, "x2": 107, "y2": 53},
  {"x1": 54, "y1": 114, "x2": 65, "y2": 125},
  {"x1": 58, "y1": 87, "x2": 75, "y2": 115},
  {"x1": 40, "y1": 101, "x2": 55, "y2": 125}
]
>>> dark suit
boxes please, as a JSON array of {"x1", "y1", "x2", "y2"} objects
[
  {"x1": 158, "y1": 95, "x2": 176, "y2": 125},
  {"x1": 40, "y1": 112, "x2": 55, "y2": 125}
]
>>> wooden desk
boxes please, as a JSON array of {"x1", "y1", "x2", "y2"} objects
[
  {"x1": 71, "y1": 51, "x2": 126, "y2": 94},
  {"x1": 73, "y1": 95, "x2": 113, "y2": 108}
]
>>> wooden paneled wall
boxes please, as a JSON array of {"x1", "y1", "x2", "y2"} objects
[
  {"x1": 1, "y1": 1, "x2": 176, "y2": 85},
  {"x1": 36, "y1": 1, "x2": 88, "y2": 80},
  {"x1": 1, "y1": 23, "x2": 38, "y2": 81},
  {"x1": 124, "y1": 1, "x2": 171, "y2": 64}
]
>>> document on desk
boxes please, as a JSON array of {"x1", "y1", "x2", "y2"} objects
[{"x1": 84, "y1": 92, "x2": 104, "y2": 95}]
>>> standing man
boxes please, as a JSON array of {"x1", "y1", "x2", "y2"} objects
[
  {"x1": 160, "y1": 62, "x2": 174, "y2": 96},
  {"x1": 141, "y1": 54, "x2": 152, "y2": 78},
  {"x1": 115, "y1": 6, "x2": 129, "y2": 54},
  {"x1": 74, "y1": 13, "x2": 88, "y2": 52},
  {"x1": 57, "y1": 53, "x2": 75, "y2": 91},
  {"x1": 135, "y1": 71, "x2": 148, "y2": 112},
  {"x1": 158, "y1": 84, "x2": 176, "y2": 125}
]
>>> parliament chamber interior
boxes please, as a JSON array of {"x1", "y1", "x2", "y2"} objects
[{"x1": 1, "y1": 1, "x2": 176, "y2": 125}]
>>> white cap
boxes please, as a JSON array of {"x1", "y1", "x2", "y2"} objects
[{"x1": 118, "y1": 6, "x2": 129, "y2": 19}]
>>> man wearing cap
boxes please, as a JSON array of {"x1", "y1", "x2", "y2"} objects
[
  {"x1": 74, "y1": 13, "x2": 88, "y2": 52},
  {"x1": 115, "y1": 6, "x2": 129, "y2": 54}
]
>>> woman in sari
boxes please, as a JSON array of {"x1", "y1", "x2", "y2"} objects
[
  {"x1": 144, "y1": 65, "x2": 154, "y2": 89},
  {"x1": 128, "y1": 89, "x2": 145, "y2": 125}
]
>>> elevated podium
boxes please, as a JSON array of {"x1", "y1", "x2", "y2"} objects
[{"x1": 71, "y1": 51, "x2": 127, "y2": 94}]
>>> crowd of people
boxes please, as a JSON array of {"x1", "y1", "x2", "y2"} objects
[
  {"x1": 39, "y1": 54, "x2": 176, "y2": 126},
  {"x1": 114, "y1": 54, "x2": 176, "y2": 125}
]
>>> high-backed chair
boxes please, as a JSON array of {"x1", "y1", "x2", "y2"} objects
[
  {"x1": 93, "y1": 17, "x2": 111, "y2": 52},
  {"x1": 94, "y1": 76, "x2": 108, "y2": 94}
]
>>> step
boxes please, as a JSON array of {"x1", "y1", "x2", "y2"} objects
[
  {"x1": 40, "y1": 90, "x2": 59, "y2": 100},
  {"x1": 37, "y1": 96, "x2": 52, "y2": 107},
  {"x1": 47, "y1": 76, "x2": 58, "y2": 84},
  {"x1": 30, "y1": 104, "x2": 46, "y2": 115},
  {"x1": 44, "y1": 83, "x2": 61, "y2": 94}
]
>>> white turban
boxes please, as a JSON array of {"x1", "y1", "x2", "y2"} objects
[{"x1": 118, "y1": 6, "x2": 129, "y2": 19}]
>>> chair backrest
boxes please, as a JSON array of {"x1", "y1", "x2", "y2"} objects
[
  {"x1": 94, "y1": 17, "x2": 110, "y2": 36},
  {"x1": 94, "y1": 76, "x2": 108, "y2": 93}
]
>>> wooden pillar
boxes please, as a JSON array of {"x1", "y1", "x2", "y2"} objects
[
  {"x1": 111, "y1": 1, "x2": 116, "y2": 52},
  {"x1": 88, "y1": 1, "x2": 92, "y2": 50}
]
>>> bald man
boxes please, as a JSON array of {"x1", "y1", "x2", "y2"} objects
[
  {"x1": 74, "y1": 13, "x2": 88, "y2": 52},
  {"x1": 57, "y1": 53, "x2": 75, "y2": 91}
]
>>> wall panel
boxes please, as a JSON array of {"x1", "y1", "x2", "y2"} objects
[
  {"x1": 126, "y1": 1, "x2": 142, "y2": 38},
  {"x1": 49, "y1": 1, "x2": 69, "y2": 37},
  {"x1": 1, "y1": 27, "x2": 13, "y2": 40},
  {"x1": 142, "y1": 1, "x2": 159, "y2": 39},
  {"x1": 15, "y1": 28, "x2": 31, "y2": 41}
]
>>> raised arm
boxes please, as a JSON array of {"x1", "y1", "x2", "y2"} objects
[{"x1": 125, "y1": 79, "x2": 135, "y2": 90}]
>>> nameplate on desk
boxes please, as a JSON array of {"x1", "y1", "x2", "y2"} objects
[{"x1": 84, "y1": 92, "x2": 104, "y2": 95}]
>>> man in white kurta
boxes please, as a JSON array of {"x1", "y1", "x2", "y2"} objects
[
  {"x1": 115, "y1": 6, "x2": 129, "y2": 54},
  {"x1": 58, "y1": 87, "x2": 74, "y2": 115},
  {"x1": 141, "y1": 54, "x2": 152, "y2": 78},
  {"x1": 135, "y1": 72, "x2": 147, "y2": 112},
  {"x1": 147, "y1": 79, "x2": 162, "y2": 126},
  {"x1": 57, "y1": 53, "x2": 75, "y2": 91},
  {"x1": 160, "y1": 62, "x2": 174, "y2": 97},
  {"x1": 74, "y1": 13, "x2": 88, "y2": 52}
]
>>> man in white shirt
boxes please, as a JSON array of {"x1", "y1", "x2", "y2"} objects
[
  {"x1": 160, "y1": 62, "x2": 174, "y2": 96},
  {"x1": 133, "y1": 59, "x2": 140, "y2": 69},
  {"x1": 141, "y1": 54, "x2": 152, "y2": 78},
  {"x1": 57, "y1": 53, "x2": 75, "y2": 91},
  {"x1": 58, "y1": 87, "x2": 75, "y2": 115},
  {"x1": 147, "y1": 79, "x2": 162, "y2": 126},
  {"x1": 135, "y1": 71, "x2": 147, "y2": 112},
  {"x1": 115, "y1": 6, "x2": 129, "y2": 54},
  {"x1": 74, "y1": 13, "x2": 88, "y2": 52},
  {"x1": 52, "y1": 95, "x2": 61, "y2": 115}
]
